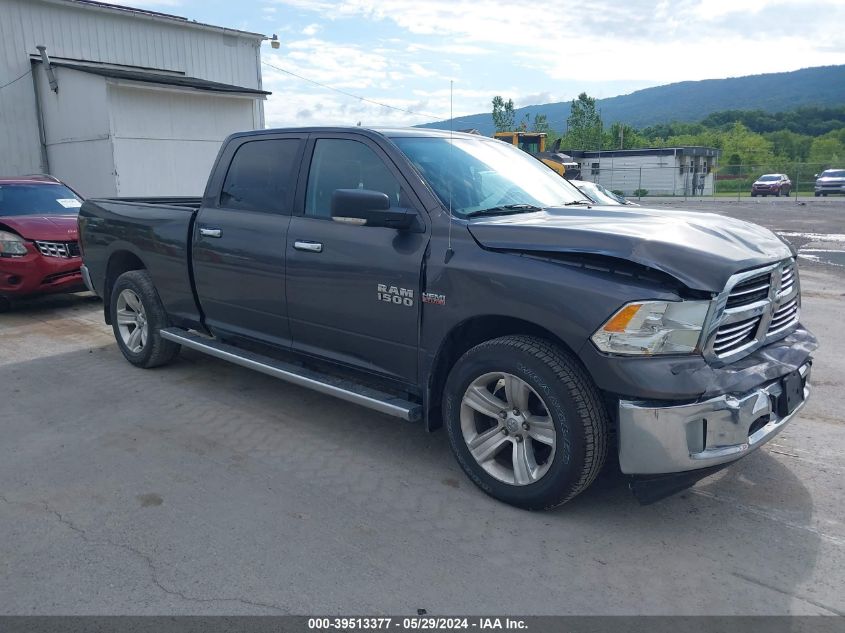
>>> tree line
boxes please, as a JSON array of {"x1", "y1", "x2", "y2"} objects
[{"x1": 491, "y1": 93, "x2": 845, "y2": 169}]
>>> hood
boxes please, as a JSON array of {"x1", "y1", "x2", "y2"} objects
[
  {"x1": 466, "y1": 206, "x2": 793, "y2": 292},
  {"x1": 0, "y1": 215, "x2": 79, "y2": 241}
]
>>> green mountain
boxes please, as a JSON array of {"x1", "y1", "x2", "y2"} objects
[{"x1": 419, "y1": 65, "x2": 845, "y2": 135}]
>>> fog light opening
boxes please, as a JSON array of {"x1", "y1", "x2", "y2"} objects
[{"x1": 748, "y1": 415, "x2": 770, "y2": 438}]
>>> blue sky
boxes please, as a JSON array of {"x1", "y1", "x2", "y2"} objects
[{"x1": 105, "y1": 0, "x2": 844, "y2": 130}]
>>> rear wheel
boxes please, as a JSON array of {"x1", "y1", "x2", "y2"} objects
[
  {"x1": 110, "y1": 270, "x2": 180, "y2": 368},
  {"x1": 443, "y1": 335, "x2": 608, "y2": 510},
  {"x1": 0, "y1": 296, "x2": 11, "y2": 313}
]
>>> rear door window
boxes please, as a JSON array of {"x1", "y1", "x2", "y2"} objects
[{"x1": 220, "y1": 139, "x2": 301, "y2": 214}]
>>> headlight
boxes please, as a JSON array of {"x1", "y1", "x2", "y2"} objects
[
  {"x1": 0, "y1": 230, "x2": 28, "y2": 257},
  {"x1": 591, "y1": 300, "x2": 710, "y2": 355}
]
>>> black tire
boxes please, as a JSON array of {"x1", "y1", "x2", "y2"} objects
[
  {"x1": 443, "y1": 335, "x2": 608, "y2": 510},
  {"x1": 815, "y1": 192, "x2": 821, "y2": 197},
  {"x1": 750, "y1": 192, "x2": 756, "y2": 197},
  {"x1": 0, "y1": 296, "x2": 11, "y2": 313},
  {"x1": 776, "y1": 188, "x2": 781, "y2": 197},
  {"x1": 110, "y1": 270, "x2": 180, "y2": 368}
]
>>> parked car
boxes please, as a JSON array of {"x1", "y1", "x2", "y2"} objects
[
  {"x1": 814, "y1": 169, "x2": 845, "y2": 196},
  {"x1": 750, "y1": 173, "x2": 791, "y2": 197},
  {"x1": 79, "y1": 127, "x2": 815, "y2": 509},
  {"x1": 0, "y1": 175, "x2": 84, "y2": 311},
  {"x1": 751, "y1": 174, "x2": 792, "y2": 198},
  {"x1": 570, "y1": 179, "x2": 638, "y2": 206}
]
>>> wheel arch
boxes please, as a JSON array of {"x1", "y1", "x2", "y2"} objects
[
  {"x1": 425, "y1": 315, "x2": 581, "y2": 431},
  {"x1": 102, "y1": 250, "x2": 147, "y2": 324}
]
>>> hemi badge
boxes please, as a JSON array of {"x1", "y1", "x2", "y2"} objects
[{"x1": 422, "y1": 292, "x2": 446, "y2": 305}]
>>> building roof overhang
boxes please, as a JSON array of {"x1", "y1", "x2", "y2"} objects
[{"x1": 32, "y1": 59, "x2": 271, "y2": 97}]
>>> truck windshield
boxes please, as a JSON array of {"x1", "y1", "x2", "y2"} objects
[
  {"x1": 0, "y1": 184, "x2": 82, "y2": 217},
  {"x1": 392, "y1": 136, "x2": 586, "y2": 217}
]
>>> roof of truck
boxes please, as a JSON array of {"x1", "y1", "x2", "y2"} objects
[{"x1": 235, "y1": 127, "x2": 490, "y2": 141}]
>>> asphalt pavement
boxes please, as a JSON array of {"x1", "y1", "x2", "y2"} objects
[{"x1": 0, "y1": 198, "x2": 843, "y2": 615}]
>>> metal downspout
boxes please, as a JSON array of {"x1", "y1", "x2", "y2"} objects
[{"x1": 29, "y1": 61, "x2": 50, "y2": 174}]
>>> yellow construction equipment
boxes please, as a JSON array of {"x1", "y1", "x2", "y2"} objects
[{"x1": 493, "y1": 132, "x2": 580, "y2": 179}]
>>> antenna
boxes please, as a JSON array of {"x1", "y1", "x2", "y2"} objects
[{"x1": 445, "y1": 79, "x2": 454, "y2": 263}]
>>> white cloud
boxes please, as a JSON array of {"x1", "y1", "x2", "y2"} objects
[
  {"x1": 268, "y1": 0, "x2": 845, "y2": 84},
  {"x1": 263, "y1": 89, "x2": 441, "y2": 128},
  {"x1": 409, "y1": 63, "x2": 436, "y2": 78},
  {"x1": 261, "y1": 38, "x2": 451, "y2": 127},
  {"x1": 302, "y1": 23, "x2": 320, "y2": 35}
]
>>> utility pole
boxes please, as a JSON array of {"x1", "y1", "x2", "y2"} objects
[{"x1": 619, "y1": 125, "x2": 624, "y2": 150}]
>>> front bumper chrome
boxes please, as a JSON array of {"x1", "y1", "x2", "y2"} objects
[{"x1": 618, "y1": 362, "x2": 811, "y2": 474}]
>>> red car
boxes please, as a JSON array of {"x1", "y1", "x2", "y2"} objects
[
  {"x1": 0, "y1": 176, "x2": 85, "y2": 311},
  {"x1": 750, "y1": 173, "x2": 792, "y2": 197}
]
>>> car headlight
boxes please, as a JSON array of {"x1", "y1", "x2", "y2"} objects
[
  {"x1": 591, "y1": 300, "x2": 710, "y2": 355},
  {"x1": 0, "y1": 230, "x2": 28, "y2": 257}
]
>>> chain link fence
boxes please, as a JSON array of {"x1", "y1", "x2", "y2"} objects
[{"x1": 578, "y1": 162, "x2": 838, "y2": 201}]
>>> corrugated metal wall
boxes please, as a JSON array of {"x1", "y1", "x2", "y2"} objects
[{"x1": 0, "y1": 0, "x2": 263, "y2": 177}]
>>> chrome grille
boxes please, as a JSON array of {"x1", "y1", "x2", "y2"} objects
[
  {"x1": 768, "y1": 297, "x2": 799, "y2": 334},
  {"x1": 705, "y1": 259, "x2": 801, "y2": 363},
  {"x1": 34, "y1": 240, "x2": 79, "y2": 258},
  {"x1": 779, "y1": 263, "x2": 795, "y2": 296},
  {"x1": 712, "y1": 315, "x2": 762, "y2": 355},
  {"x1": 725, "y1": 271, "x2": 771, "y2": 309}
]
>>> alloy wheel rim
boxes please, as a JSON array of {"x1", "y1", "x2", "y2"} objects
[
  {"x1": 116, "y1": 289, "x2": 148, "y2": 353},
  {"x1": 459, "y1": 372, "x2": 556, "y2": 486}
]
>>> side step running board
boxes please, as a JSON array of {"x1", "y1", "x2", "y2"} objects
[{"x1": 160, "y1": 328, "x2": 422, "y2": 422}]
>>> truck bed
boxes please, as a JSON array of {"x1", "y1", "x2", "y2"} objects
[
  {"x1": 99, "y1": 196, "x2": 203, "y2": 208},
  {"x1": 78, "y1": 197, "x2": 202, "y2": 327}
]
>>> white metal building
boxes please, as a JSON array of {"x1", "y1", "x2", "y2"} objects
[
  {"x1": 0, "y1": 0, "x2": 269, "y2": 197},
  {"x1": 566, "y1": 147, "x2": 721, "y2": 196}
]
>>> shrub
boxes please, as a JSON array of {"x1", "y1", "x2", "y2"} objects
[
  {"x1": 634, "y1": 188, "x2": 649, "y2": 197},
  {"x1": 611, "y1": 190, "x2": 625, "y2": 197}
]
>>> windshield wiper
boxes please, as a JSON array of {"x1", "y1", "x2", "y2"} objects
[
  {"x1": 464, "y1": 204, "x2": 543, "y2": 218},
  {"x1": 562, "y1": 199, "x2": 594, "y2": 206}
]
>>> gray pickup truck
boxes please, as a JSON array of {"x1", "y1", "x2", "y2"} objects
[{"x1": 78, "y1": 127, "x2": 816, "y2": 509}]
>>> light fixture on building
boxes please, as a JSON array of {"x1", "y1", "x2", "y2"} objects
[{"x1": 270, "y1": 34, "x2": 280, "y2": 49}]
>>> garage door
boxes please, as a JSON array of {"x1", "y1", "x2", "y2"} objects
[{"x1": 109, "y1": 83, "x2": 259, "y2": 196}]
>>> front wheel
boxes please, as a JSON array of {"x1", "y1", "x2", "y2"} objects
[
  {"x1": 110, "y1": 270, "x2": 180, "y2": 368},
  {"x1": 443, "y1": 335, "x2": 608, "y2": 510}
]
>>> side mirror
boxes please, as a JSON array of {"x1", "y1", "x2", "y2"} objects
[
  {"x1": 814, "y1": 174, "x2": 819, "y2": 178},
  {"x1": 331, "y1": 189, "x2": 414, "y2": 230}
]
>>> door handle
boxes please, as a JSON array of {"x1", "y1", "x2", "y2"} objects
[
  {"x1": 294, "y1": 240, "x2": 323, "y2": 253},
  {"x1": 199, "y1": 228, "x2": 222, "y2": 238}
]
